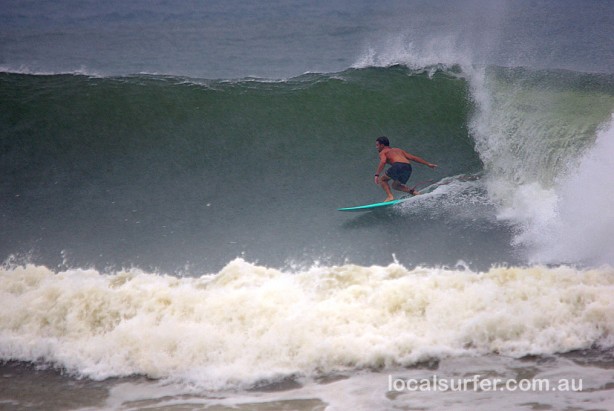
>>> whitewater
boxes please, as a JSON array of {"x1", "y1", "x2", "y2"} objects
[{"x1": 2, "y1": 260, "x2": 613, "y2": 386}]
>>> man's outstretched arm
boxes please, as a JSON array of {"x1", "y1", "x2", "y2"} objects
[{"x1": 404, "y1": 151, "x2": 437, "y2": 169}]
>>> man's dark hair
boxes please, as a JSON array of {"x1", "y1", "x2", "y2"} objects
[{"x1": 376, "y1": 136, "x2": 390, "y2": 146}]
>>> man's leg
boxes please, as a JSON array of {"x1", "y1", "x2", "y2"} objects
[
  {"x1": 379, "y1": 175, "x2": 395, "y2": 202},
  {"x1": 392, "y1": 181, "x2": 419, "y2": 195}
]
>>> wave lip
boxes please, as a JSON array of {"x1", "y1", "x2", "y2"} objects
[{"x1": 1, "y1": 260, "x2": 613, "y2": 389}]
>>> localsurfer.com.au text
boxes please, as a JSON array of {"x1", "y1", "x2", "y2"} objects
[{"x1": 388, "y1": 374, "x2": 583, "y2": 393}]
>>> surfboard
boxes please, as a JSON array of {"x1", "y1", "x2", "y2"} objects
[{"x1": 337, "y1": 196, "x2": 413, "y2": 212}]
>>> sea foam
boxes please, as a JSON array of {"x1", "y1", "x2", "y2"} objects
[{"x1": 1, "y1": 259, "x2": 612, "y2": 389}]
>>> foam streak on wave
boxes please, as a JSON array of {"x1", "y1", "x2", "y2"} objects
[{"x1": 1, "y1": 260, "x2": 612, "y2": 389}]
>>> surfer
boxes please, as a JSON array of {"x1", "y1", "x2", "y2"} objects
[{"x1": 374, "y1": 136, "x2": 437, "y2": 202}]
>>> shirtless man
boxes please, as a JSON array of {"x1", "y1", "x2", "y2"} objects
[{"x1": 374, "y1": 136, "x2": 437, "y2": 202}]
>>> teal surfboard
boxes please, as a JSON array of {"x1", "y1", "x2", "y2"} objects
[
  {"x1": 337, "y1": 196, "x2": 413, "y2": 212},
  {"x1": 337, "y1": 179, "x2": 444, "y2": 212}
]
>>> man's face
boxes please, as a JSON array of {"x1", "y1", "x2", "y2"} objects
[{"x1": 375, "y1": 141, "x2": 385, "y2": 152}]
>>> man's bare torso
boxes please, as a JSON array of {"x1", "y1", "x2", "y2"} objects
[{"x1": 381, "y1": 147, "x2": 410, "y2": 164}]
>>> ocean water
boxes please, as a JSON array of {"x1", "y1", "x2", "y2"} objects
[{"x1": 1, "y1": 1, "x2": 614, "y2": 410}]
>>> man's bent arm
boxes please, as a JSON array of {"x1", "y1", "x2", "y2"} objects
[{"x1": 375, "y1": 155, "x2": 387, "y2": 182}]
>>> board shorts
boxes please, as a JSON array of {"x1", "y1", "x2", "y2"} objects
[{"x1": 385, "y1": 162, "x2": 412, "y2": 184}]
